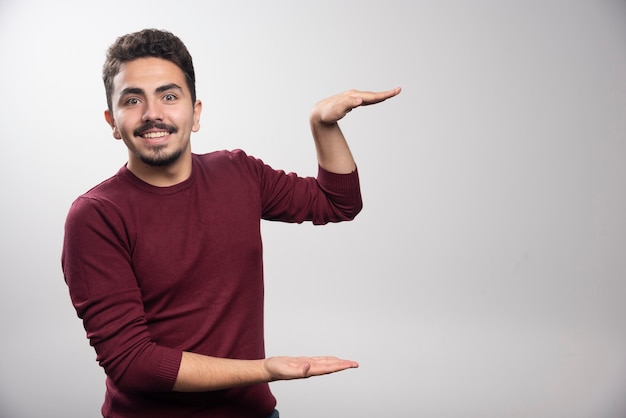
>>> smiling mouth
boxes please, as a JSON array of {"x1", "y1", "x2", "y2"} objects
[
  {"x1": 134, "y1": 122, "x2": 177, "y2": 139},
  {"x1": 142, "y1": 131, "x2": 169, "y2": 139}
]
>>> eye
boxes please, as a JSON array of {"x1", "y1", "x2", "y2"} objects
[
  {"x1": 124, "y1": 97, "x2": 140, "y2": 106},
  {"x1": 163, "y1": 93, "x2": 177, "y2": 102}
]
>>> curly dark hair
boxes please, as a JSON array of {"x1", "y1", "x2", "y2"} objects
[{"x1": 102, "y1": 29, "x2": 196, "y2": 111}]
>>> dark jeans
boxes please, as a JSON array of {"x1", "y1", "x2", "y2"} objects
[{"x1": 268, "y1": 409, "x2": 280, "y2": 418}]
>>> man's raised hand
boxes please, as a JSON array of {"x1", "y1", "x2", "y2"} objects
[
  {"x1": 311, "y1": 87, "x2": 401, "y2": 125},
  {"x1": 264, "y1": 356, "x2": 359, "y2": 381}
]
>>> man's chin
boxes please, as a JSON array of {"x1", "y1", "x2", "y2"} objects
[{"x1": 138, "y1": 149, "x2": 183, "y2": 167}]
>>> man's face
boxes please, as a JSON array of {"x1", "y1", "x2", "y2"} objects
[{"x1": 105, "y1": 57, "x2": 202, "y2": 170}]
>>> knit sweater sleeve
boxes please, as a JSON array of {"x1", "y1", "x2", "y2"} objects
[
  {"x1": 61, "y1": 196, "x2": 182, "y2": 392},
  {"x1": 232, "y1": 150, "x2": 363, "y2": 224}
]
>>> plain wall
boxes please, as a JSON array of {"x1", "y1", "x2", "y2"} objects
[{"x1": 1, "y1": 1, "x2": 625, "y2": 417}]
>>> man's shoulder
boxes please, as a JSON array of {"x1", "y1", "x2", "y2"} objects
[
  {"x1": 66, "y1": 166, "x2": 138, "y2": 221},
  {"x1": 193, "y1": 149, "x2": 254, "y2": 164},
  {"x1": 192, "y1": 149, "x2": 263, "y2": 174},
  {"x1": 79, "y1": 169, "x2": 129, "y2": 201}
]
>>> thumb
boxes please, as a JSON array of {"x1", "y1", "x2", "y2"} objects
[
  {"x1": 350, "y1": 96, "x2": 364, "y2": 108},
  {"x1": 300, "y1": 361, "x2": 312, "y2": 377}
]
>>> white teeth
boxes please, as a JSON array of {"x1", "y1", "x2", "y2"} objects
[{"x1": 143, "y1": 131, "x2": 168, "y2": 139}]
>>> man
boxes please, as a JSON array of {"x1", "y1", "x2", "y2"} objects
[{"x1": 62, "y1": 28, "x2": 400, "y2": 417}]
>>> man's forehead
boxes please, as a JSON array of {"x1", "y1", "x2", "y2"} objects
[{"x1": 113, "y1": 57, "x2": 186, "y2": 92}]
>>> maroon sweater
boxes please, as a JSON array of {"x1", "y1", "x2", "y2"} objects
[{"x1": 62, "y1": 150, "x2": 362, "y2": 417}]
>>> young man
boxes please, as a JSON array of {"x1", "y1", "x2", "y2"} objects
[{"x1": 62, "y1": 29, "x2": 400, "y2": 417}]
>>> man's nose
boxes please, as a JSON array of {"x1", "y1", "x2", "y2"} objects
[{"x1": 142, "y1": 100, "x2": 164, "y2": 121}]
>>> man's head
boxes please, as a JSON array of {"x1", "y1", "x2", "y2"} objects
[
  {"x1": 103, "y1": 29, "x2": 196, "y2": 112},
  {"x1": 102, "y1": 29, "x2": 202, "y2": 181}
]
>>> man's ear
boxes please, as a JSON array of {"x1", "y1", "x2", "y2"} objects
[
  {"x1": 104, "y1": 110, "x2": 122, "y2": 139},
  {"x1": 192, "y1": 100, "x2": 202, "y2": 132}
]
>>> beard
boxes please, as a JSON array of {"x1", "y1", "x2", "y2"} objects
[
  {"x1": 136, "y1": 145, "x2": 184, "y2": 167},
  {"x1": 132, "y1": 122, "x2": 183, "y2": 167}
]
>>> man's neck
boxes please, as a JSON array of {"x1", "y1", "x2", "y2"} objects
[{"x1": 127, "y1": 152, "x2": 193, "y2": 187}]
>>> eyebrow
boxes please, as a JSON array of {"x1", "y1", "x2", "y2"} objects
[
  {"x1": 155, "y1": 83, "x2": 183, "y2": 94},
  {"x1": 119, "y1": 83, "x2": 184, "y2": 98},
  {"x1": 155, "y1": 83, "x2": 183, "y2": 93},
  {"x1": 119, "y1": 87, "x2": 145, "y2": 97}
]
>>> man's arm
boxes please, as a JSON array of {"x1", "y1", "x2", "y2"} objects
[
  {"x1": 310, "y1": 87, "x2": 401, "y2": 174},
  {"x1": 173, "y1": 352, "x2": 358, "y2": 392},
  {"x1": 173, "y1": 87, "x2": 406, "y2": 390}
]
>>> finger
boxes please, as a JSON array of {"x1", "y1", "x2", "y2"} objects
[
  {"x1": 310, "y1": 356, "x2": 359, "y2": 366},
  {"x1": 306, "y1": 357, "x2": 359, "y2": 375},
  {"x1": 352, "y1": 87, "x2": 401, "y2": 106}
]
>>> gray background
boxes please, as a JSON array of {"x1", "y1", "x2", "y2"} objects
[{"x1": 1, "y1": 0, "x2": 625, "y2": 417}]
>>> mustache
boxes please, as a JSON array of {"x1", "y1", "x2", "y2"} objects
[{"x1": 134, "y1": 122, "x2": 178, "y2": 136}]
